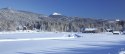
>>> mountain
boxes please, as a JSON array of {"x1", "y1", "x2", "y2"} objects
[
  {"x1": 0, "y1": 8, "x2": 45, "y2": 31},
  {"x1": 0, "y1": 8, "x2": 124, "y2": 32},
  {"x1": 51, "y1": 12, "x2": 62, "y2": 15}
]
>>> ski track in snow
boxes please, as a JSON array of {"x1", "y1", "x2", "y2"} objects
[{"x1": 0, "y1": 37, "x2": 74, "y2": 42}]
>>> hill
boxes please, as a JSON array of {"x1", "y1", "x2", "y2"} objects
[{"x1": 0, "y1": 8, "x2": 124, "y2": 32}]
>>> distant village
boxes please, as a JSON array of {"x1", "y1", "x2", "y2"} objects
[{"x1": 80, "y1": 19, "x2": 125, "y2": 34}]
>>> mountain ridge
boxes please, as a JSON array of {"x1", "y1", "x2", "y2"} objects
[{"x1": 0, "y1": 8, "x2": 124, "y2": 32}]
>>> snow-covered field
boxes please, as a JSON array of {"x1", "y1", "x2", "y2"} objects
[{"x1": 0, "y1": 32, "x2": 125, "y2": 54}]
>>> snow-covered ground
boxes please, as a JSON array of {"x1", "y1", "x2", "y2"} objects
[{"x1": 0, "y1": 32, "x2": 125, "y2": 54}]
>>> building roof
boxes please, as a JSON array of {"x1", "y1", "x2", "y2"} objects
[{"x1": 84, "y1": 28, "x2": 97, "y2": 31}]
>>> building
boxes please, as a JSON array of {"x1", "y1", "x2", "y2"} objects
[
  {"x1": 82, "y1": 28, "x2": 98, "y2": 33},
  {"x1": 106, "y1": 29, "x2": 113, "y2": 32}
]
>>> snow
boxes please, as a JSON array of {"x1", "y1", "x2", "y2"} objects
[
  {"x1": 107, "y1": 28, "x2": 112, "y2": 30},
  {"x1": 84, "y1": 28, "x2": 97, "y2": 31},
  {"x1": 0, "y1": 32, "x2": 125, "y2": 54},
  {"x1": 116, "y1": 19, "x2": 120, "y2": 21},
  {"x1": 52, "y1": 12, "x2": 61, "y2": 15},
  {"x1": 113, "y1": 31, "x2": 121, "y2": 34},
  {"x1": 119, "y1": 51, "x2": 125, "y2": 54},
  {"x1": 123, "y1": 31, "x2": 125, "y2": 34},
  {"x1": 0, "y1": 37, "x2": 74, "y2": 42}
]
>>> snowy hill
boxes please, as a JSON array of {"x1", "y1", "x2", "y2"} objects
[{"x1": 0, "y1": 8, "x2": 124, "y2": 32}]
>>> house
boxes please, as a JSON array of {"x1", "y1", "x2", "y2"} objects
[
  {"x1": 112, "y1": 28, "x2": 125, "y2": 35},
  {"x1": 106, "y1": 29, "x2": 113, "y2": 32},
  {"x1": 112, "y1": 31, "x2": 121, "y2": 35},
  {"x1": 82, "y1": 28, "x2": 98, "y2": 33}
]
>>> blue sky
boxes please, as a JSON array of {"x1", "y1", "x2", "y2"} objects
[{"x1": 0, "y1": 0, "x2": 125, "y2": 19}]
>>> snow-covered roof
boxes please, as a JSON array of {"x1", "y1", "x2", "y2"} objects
[
  {"x1": 84, "y1": 28, "x2": 97, "y2": 31},
  {"x1": 107, "y1": 29, "x2": 113, "y2": 31},
  {"x1": 52, "y1": 12, "x2": 61, "y2": 15},
  {"x1": 113, "y1": 31, "x2": 120, "y2": 33}
]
